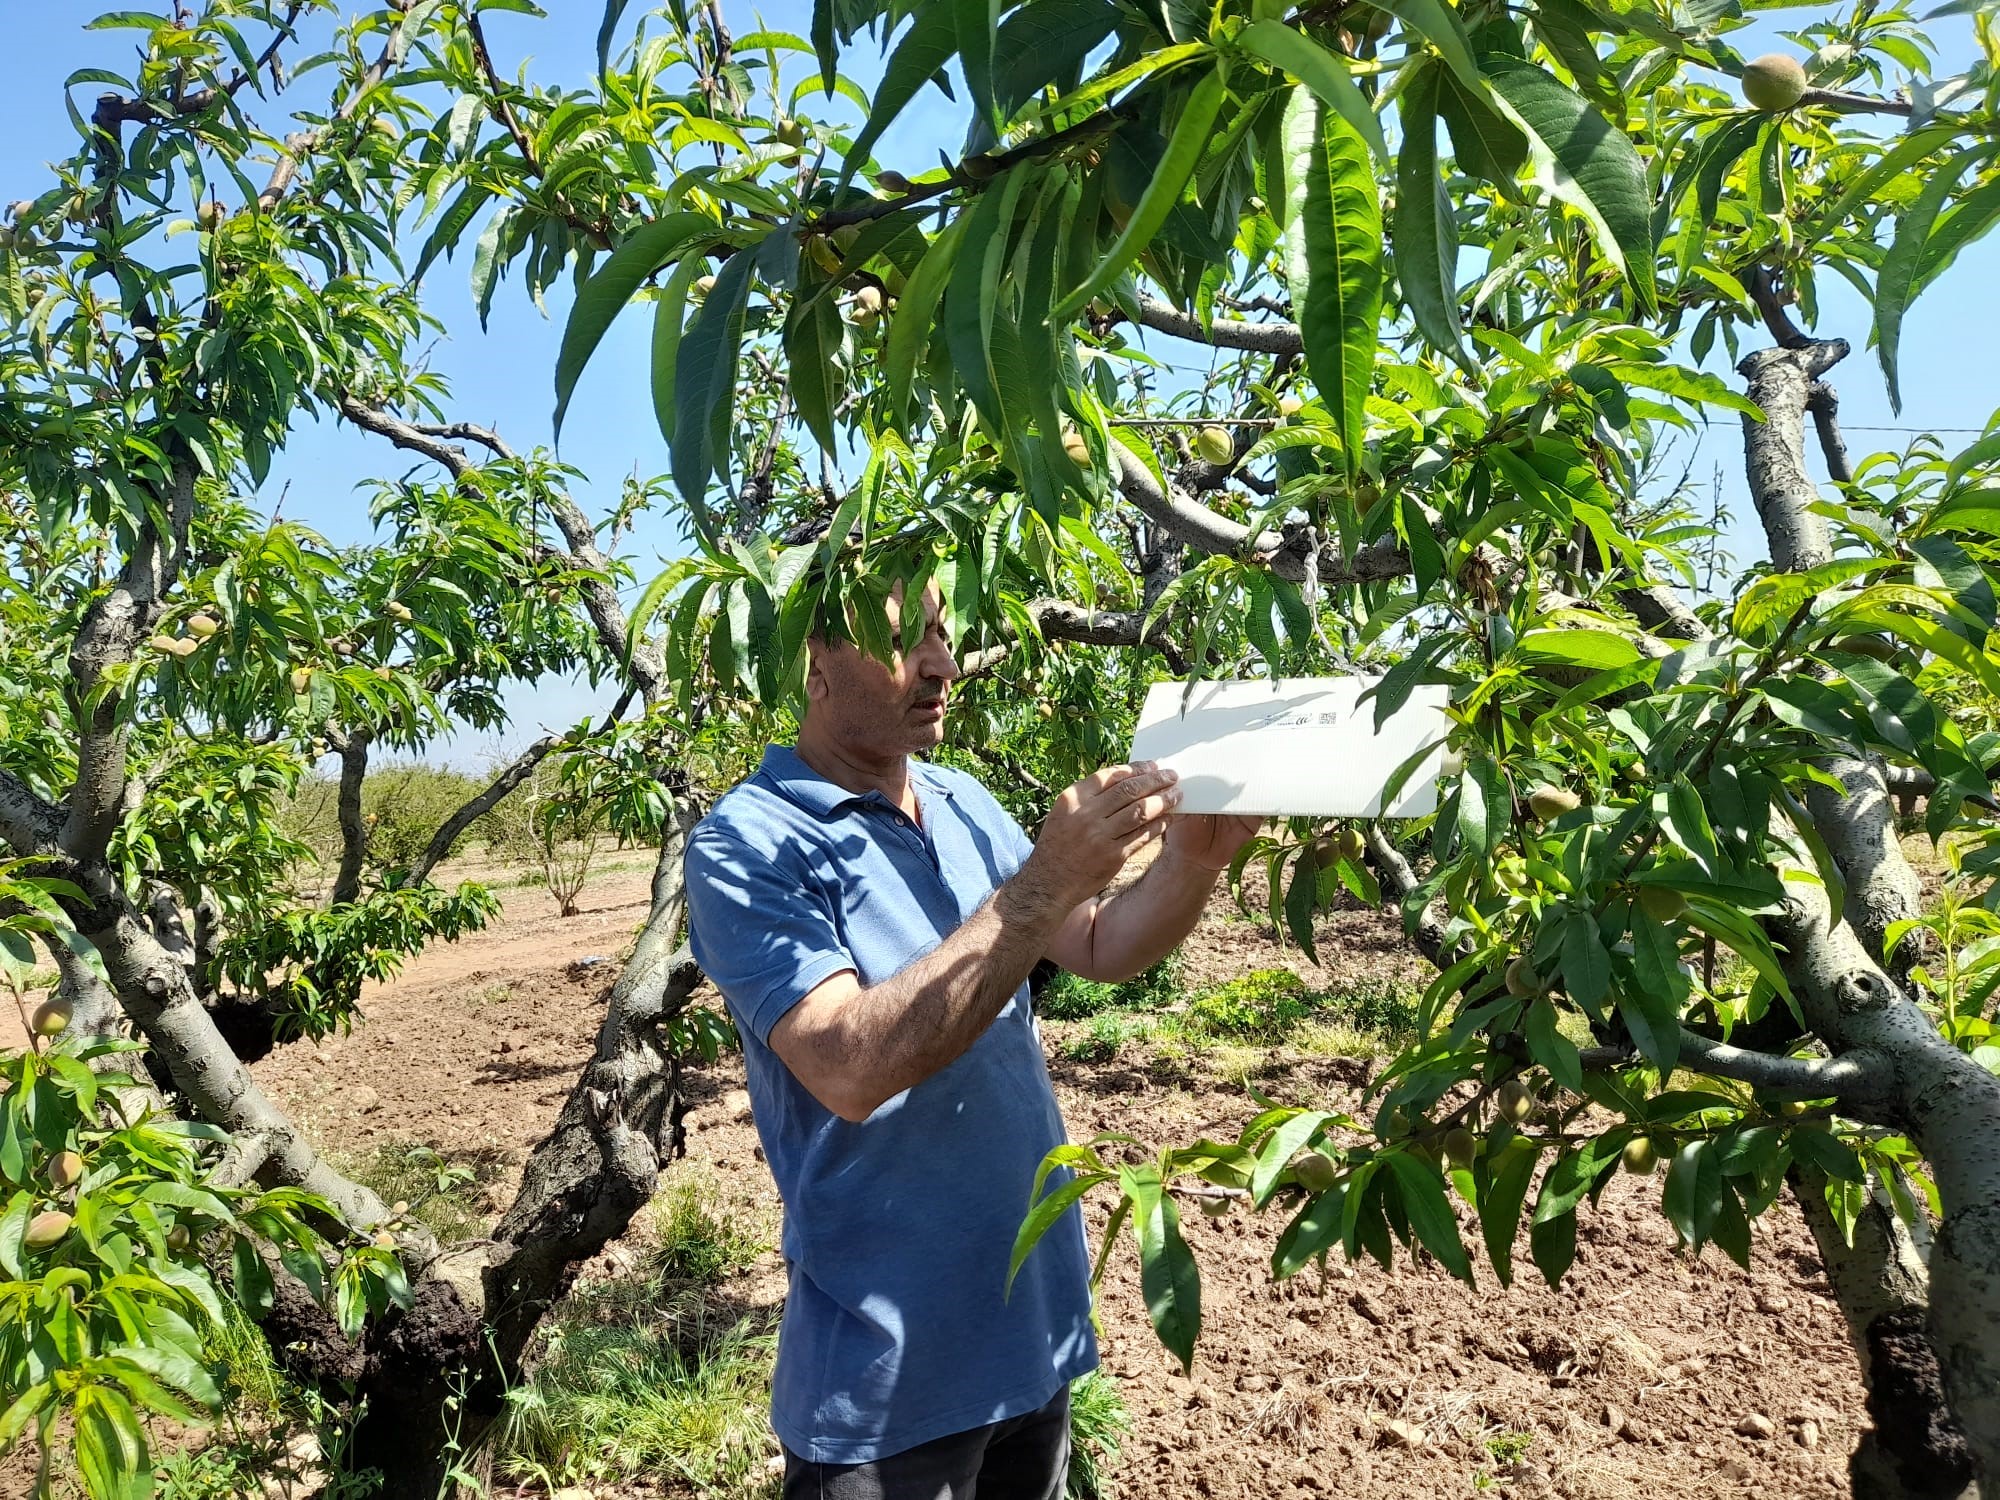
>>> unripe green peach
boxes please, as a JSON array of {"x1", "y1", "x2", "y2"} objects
[
  {"x1": 1505, "y1": 954, "x2": 1544, "y2": 998},
  {"x1": 1334, "y1": 827, "x2": 1366, "y2": 861},
  {"x1": 1294, "y1": 1151, "x2": 1339, "y2": 1193},
  {"x1": 1200, "y1": 1194, "x2": 1233, "y2": 1218},
  {"x1": 1193, "y1": 425, "x2": 1234, "y2": 465},
  {"x1": 1637, "y1": 885, "x2": 1688, "y2": 922},
  {"x1": 1622, "y1": 1136, "x2": 1660, "y2": 1175},
  {"x1": 1495, "y1": 1080, "x2": 1535, "y2": 1124},
  {"x1": 30, "y1": 997, "x2": 73, "y2": 1037},
  {"x1": 1443, "y1": 1127, "x2": 1477, "y2": 1170},
  {"x1": 1527, "y1": 785, "x2": 1581, "y2": 822},
  {"x1": 1742, "y1": 53, "x2": 1809, "y2": 112}
]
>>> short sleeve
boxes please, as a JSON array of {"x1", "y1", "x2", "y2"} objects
[{"x1": 684, "y1": 828, "x2": 857, "y2": 1044}]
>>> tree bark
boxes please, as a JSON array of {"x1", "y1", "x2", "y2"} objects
[
  {"x1": 1792, "y1": 1163, "x2": 1976, "y2": 1499},
  {"x1": 329, "y1": 727, "x2": 373, "y2": 907},
  {"x1": 1736, "y1": 330, "x2": 1995, "y2": 1492},
  {"x1": 341, "y1": 817, "x2": 701, "y2": 1495}
]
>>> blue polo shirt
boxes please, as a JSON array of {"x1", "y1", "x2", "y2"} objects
[{"x1": 682, "y1": 745, "x2": 1097, "y2": 1464}]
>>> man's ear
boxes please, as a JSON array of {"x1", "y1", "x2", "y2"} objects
[{"x1": 803, "y1": 636, "x2": 831, "y2": 703}]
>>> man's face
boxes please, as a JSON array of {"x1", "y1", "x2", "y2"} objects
[{"x1": 804, "y1": 582, "x2": 959, "y2": 759}]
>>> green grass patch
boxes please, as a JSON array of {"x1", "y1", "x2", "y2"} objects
[
  {"x1": 495, "y1": 1292, "x2": 780, "y2": 1495},
  {"x1": 335, "y1": 1141, "x2": 500, "y2": 1245},
  {"x1": 1067, "y1": 1369, "x2": 1132, "y2": 1499},
  {"x1": 1039, "y1": 952, "x2": 1183, "y2": 1021},
  {"x1": 157, "y1": 1302, "x2": 381, "y2": 1500},
  {"x1": 651, "y1": 1168, "x2": 774, "y2": 1286}
]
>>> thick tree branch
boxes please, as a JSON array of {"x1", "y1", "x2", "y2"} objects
[
  {"x1": 340, "y1": 398, "x2": 664, "y2": 700},
  {"x1": 1807, "y1": 381, "x2": 1855, "y2": 487},
  {"x1": 0, "y1": 770, "x2": 65, "y2": 856},
  {"x1": 62, "y1": 460, "x2": 196, "y2": 866},
  {"x1": 1111, "y1": 443, "x2": 1409, "y2": 587},
  {"x1": 1800, "y1": 87, "x2": 1916, "y2": 118},
  {"x1": 1737, "y1": 339, "x2": 1850, "y2": 572},
  {"x1": 1676, "y1": 1033, "x2": 1891, "y2": 1104},
  {"x1": 406, "y1": 683, "x2": 638, "y2": 886},
  {"x1": 959, "y1": 596, "x2": 1190, "y2": 676},
  {"x1": 1127, "y1": 294, "x2": 1305, "y2": 356}
]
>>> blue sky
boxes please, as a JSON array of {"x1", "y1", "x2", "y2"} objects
[{"x1": 6, "y1": 3, "x2": 1995, "y2": 767}]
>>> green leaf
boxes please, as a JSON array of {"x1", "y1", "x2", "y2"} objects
[
  {"x1": 1479, "y1": 1137, "x2": 1539, "y2": 1286},
  {"x1": 1283, "y1": 92, "x2": 1382, "y2": 483},
  {"x1": 1373, "y1": 0, "x2": 1485, "y2": 93},
  {"x1": 597, "y1": 0, "x2": 636, "y2": 75},
  {"x1": 1625, "y1": 918, "x2": 1687, "y2": 1070},
  {"x1": 670, "y1": 244, "x2": 759, "y2": 511},
  {"x1": 554, "y1": 212, "x2": 714, "y2": 442},
  {"x1": 1663, "y1": 1138, "x2": 1722, "y2": 1248},
  {"x1": 1007, "y1": 1170, "x2": 1098, "y2": 1293},
  {"x1": 1663, "y1": 776, "x2": 1720, "y2": 872},
  {"x1": 1055, "y1": 62, "x2": 1227, "y2": 321},
  {"x1": 784, "y1": 290, "x2": 847, "y2": 458},
  {"x1": 1517, "y1": 628, "x2": 1641, "y2": 671},
  {"x1": 1250, "y1": 1109, "x2": 1335, "y2": 1207},
  {"x1": 1789, "y1": 1126, "x2": 1864, "y2": 1183},
  {"x1": 1384, "y1": 1151, "x2": 1474, "y2": 1283},
  {"x1": 1875, "y1": 146, "x2": 1984, "y2": 413},
  {"x1": 1528, "y1": 1207, "x2": 1577, "y2": 1286},
  {"x1": 1285, "y1": 847, "x2": 1321, "y2": 963},
  {"x1": 993, "y1": 0, "x2": 1118, "y2": 120},
  {"x1": 1238, "y1": 21, "x2": 1387, "y2": 163},
  {"x1": 1125, "y1": 1166, "x2": 1202, "y2": 1373},
  {"x1": 955, "y1": 0, "x2": 1001, "y2": 132},
  {"x1": 1482, "y1": 58, "x2": 1655, "y2": 313},
  {"x1": 648, "y1": 254, "x2": 707, "y2": 447},
  {"x1": 1527, "y1": 996, "x2": 1584, "y2": 1095},
  {"x1": 884, "y1": 215, "x2": 970, "y2": 428},
  {"x1": 811, "y1": 0, "x2": 836, "y2": 93},
  {"x1": 1272, "y1": 1182, "x2": 1347, "y2": 1279},
  {"x1": 1392, "y1": 63, "x2": 1469, "y2": 368},
  {"x1": 839, "y1": 7, "x2": 960, "y2": 193},
  {"x1": 1560, "y1": 909, "x2": 1611, "y2": 1008}
]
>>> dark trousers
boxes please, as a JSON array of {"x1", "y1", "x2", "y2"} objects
[{"x1": 781, "y1": 1385, "x2": 1071, "y2": 1500}]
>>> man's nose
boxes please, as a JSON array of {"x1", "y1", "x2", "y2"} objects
[{"x1": 923, "y1": 635, "x2": 960, "y2": 683}]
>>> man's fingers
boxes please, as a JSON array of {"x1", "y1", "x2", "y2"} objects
[
  {"x1": 1091, "y1": 766, "x2": 1178, "y2": 813},
  {"x1": 1118, "y1": 792, "x2": 1179, "y2": 830}
]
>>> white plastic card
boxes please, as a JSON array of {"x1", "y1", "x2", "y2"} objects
[{"x1": 1127, "y1": 677, "x2": 1450, "y2": 818}]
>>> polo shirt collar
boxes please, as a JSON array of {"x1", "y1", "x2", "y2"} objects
[{"x1": 758, "y1": 743, "x2": 955, "y2": 820}]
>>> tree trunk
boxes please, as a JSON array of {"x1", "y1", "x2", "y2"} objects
[
  {"x1": 1736, "y1": 330, "x2": 2000, "y2": 1492},
  {"x1": 330, "y1": 727, "x2": 373, "y2": 907},
  {"x1": 1792, "y1": 1163, "x2": 1976, "y2": 1498},
  {"x1": 336, "y1": 816, "x2": 701, "y2": 1495}
]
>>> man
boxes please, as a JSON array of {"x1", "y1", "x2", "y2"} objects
[{"x1": 684, "y1": 581, "x2": 1258, "y2": 1499}]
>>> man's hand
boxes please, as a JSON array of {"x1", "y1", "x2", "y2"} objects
[
  {"x1": 1164, "y1": 813, "x2": 1264, "y2": 873},
  {"x1": 1024, "y1": 763, "x2": 1181, "y2": 907}
]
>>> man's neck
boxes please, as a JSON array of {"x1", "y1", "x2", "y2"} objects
[{"x1": 793, "y1": 723, "x2": 919, "y2": 819}]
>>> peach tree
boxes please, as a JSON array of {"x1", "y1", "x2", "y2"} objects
[{"x1": 529, "y1": 0, "x2": 2000, "y2": 1492}]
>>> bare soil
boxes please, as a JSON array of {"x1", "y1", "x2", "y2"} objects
[{"x1": 236, "y1": 862, "x2": 1870, "y2": 1499}]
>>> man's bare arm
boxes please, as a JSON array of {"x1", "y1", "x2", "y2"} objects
[
  {"x1": 1044, "y1": 843, "x2": 1223, "y2": 984},
  {"x1": 770, "y1": 765, "x2": 1180, "y2": 1122}
]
